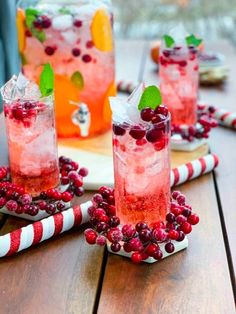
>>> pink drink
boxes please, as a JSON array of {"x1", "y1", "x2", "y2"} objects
[
  {"x1": 3, "y1": 94, "x2": 60, "y2": 196},
  {"x1": 159, "y1": 46, "x2": 199, "y2": 125},
  {"x1": 112, "y1": 116, "x2": 171, "y2": 225}
]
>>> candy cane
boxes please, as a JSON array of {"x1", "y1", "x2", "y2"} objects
[
  {"x1": 171, "y1": 153, "x2": 219, "y2": 186},
  {"x1": 0, "y1": 201, "x2": 92, "y2": 257}
]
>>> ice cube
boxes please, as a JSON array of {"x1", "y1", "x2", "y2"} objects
[
  {"x1": 52, "y1": 15, "x2": 73, "y2": 31},
  {"x1": 169, "y1": 23, "x2": 188, "y2": 46},
  {"x1": 109, "y1": 96, "x2": 130, "y2": 124},
  {"x1": 61, "y1": 30, "x2": 77, "y2": 44}
]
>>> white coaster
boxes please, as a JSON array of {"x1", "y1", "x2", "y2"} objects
[
  {"x1": 107, "y1": 237, "x2": 188, "y2": 263},
  {"x1": 171, "y1": 134, "x2": 207, "y2": 152}
]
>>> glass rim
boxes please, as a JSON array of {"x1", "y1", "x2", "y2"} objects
[{"x1": 1, "y1": 89, "x2": 54, "y2": 103}]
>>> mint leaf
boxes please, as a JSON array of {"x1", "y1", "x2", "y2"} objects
[
  {"x1": 20, "y1": 53, "x2": 27, "y2": 65},
  {"x1": 71, "y1": 71, "x2": 84, "y2": 90},
  {"x1": 186, "y1": 34, "x2": 202, "y2": 47},
  {"x1": 163, "y1": 35, "x2": 175, "y2": 48},
  {"x1": 40, "y1": 64, "x2": 54, "y2": 97},
  {"x1": 25, "y1": 8, "x2": 40, "y2": 28},
  {"x1": 138, "y1": 86, "x2": 162, "y2": 111},
  {"x1": 58, "y1": 7, "x2": 71, "y2": 14},
  {"x1": 32, "y1": 29, "x2": 46, "y2": 43}
]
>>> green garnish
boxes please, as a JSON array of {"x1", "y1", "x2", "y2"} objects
[
  {"x1": 138, "y1": 86, "x2": 162, "y2": 111},
  {"x1": 71, "y1": 71, "x2": 84, "y2": 90},
  {"x1": 25, "y1": 8, "x2": 46, "y2": 43},
  {"x1": 163, "y1": 35, "x2": 175, "y2": 48},
  {"x1": 185, "y1": 34, "x2": 202, "y2": 47},
  {"x1": 39, "y1": 64, "x2": 54, "y2": 97},
  {"x1": 58, "y1": 7, "x2": 71, "y2": 14},
  {"x1": 20, "y1": 53, "x2": 27, "y2": 65}
]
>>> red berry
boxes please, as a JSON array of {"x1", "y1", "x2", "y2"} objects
[
  {"x1": 172, "y1": 191, "x2": 181, "y2": 199},
  {"x1": 151, "y1": 114, "x2": 166, "y2": 124},
  {"x1": 151, "y1": 221, "x2": 165, "y2": 229},
  {"x1": 131, "y1": 252, "x2": 143, "y2": 263},
  {"x1": 62, "y1": 192, "x2": 73, "y2": 202},
  {"x1": 96, "y1": 235, "x2": 106, "y2": 246},
  {"x1": 18, "y1": 194, "x2": 32, "y2": 205},
  {"x1": 107, "y1": 228, "x2": 123, "y2": 243},
  {"x1": 0, "y1": 197, "x2": 6, "y2": 208},
  {"x1": 73, "y1": 19, "x2": 82, "y2": 27},
  {"x1": 82, "y1": 54, "x2": 92, "y2": 63},
  {"x1": 61, "y1": 176, "x2": 69, "y2": 185},
  {"x1": 168, "y1": 229, "x2": 179, "y2": 240},
  {"x1": 182, "y1": 208, "x2": 191, "y2": 218},
  {"x1": 73, "y1": 176, "x2": 83, "y2": 187},
  {"x1": 45, "y1": 46, "x2": 56, "y2": 56},
  {"x1": 6, "y1": 200, "x2": 18, "y2": 211},
  {"x1": 68, "y1": 170, "x2": 79, "y2": 181},
  {"x1": 166, "y1": 212, "x2": 176, "y2": 223},
  {"x1": 57, "y1": 201, "x2": 66, "y2": 211},
  {"x1": 108, "y1": 216, "x2": 120, "y2": 227},
  {"x1": 155, "y1": 105, "x2": 168, "y2": 116},
  {"x1": 181, "y1": 222, "x2": 192, "y2": 234},
  {"x1": 140, "y1": 108, "x2": 155, "y2": 122},
  {"x1": 72, "y1": 48, "x2": 81, "y2": 57},
  {"x1": 176, "y1": 215, "x2": 187, "y2": 225},
  {"x1": 79, "y1": 167, "x2": 88, "y2": 177},
  {"x1": 135, "y1": 222, "x2": 148, "y2": 232},
  {"x1": 176, "y1": 194, "x2": 186, "y2": 205},
  {"x1": 113, "y1": 124, "x2": 126, "y2": 136},
  {"x1": 86, "y1": 40, "x2": 94, "y2": 48},
  {"x1": 152, "y1": 249, "x2": 163, "y2": 260},
  {"x1": 165, "y1": 242, "x2": 175, "y2": 253},
  {"x1": 129, "y1": 126, "x2": 146, "y2": 140},
  {"x1": 74, "y1": 187, "x2": 84, "y2": 197},
  {"x1": 123, "y1": 242, "x2": 132, "y2": 253},
  {"x1": 111, "y1": 242, "x2": 121, "y2": 252},
  {"x1": 41, "y1": 15, "x2": 51, "y2": 28},
  {"x1": 188, "y1": 214, "x2": 199, "y2": 225},
  {"x1": 122, "y1": 224, "x2": 136, "y2": 238},
  {"x1": 96, "y1": 222, "x2": 109, "y2": 233},
  {"x1": 28, "y1": 205, "x2": 39, "y2": 216},
  {"x1": 107, "y1": 205, "x2": 116, "y2": 216},
  {"x1": 70, "y1": 161, "x2": 79, "y2": 170},
  {"x1": 93, "y1": 193, "x2": 103, "y2": 204},
  {"x1": 179, "y1": 60, "x2": 187, "y2": 67},
  {"x1": 85, "y1": 229, "x2": 97, "y2": 244},
  {"x1": 136, "y1": 138, "x2": 147, "y2": 146},
  {"x1": 152, "y1": 228, "x2": 167, "y2": 241},
  {"x1": 139, "y1": 228, "x2": 152, "y2": 242},
  {"x1": 52, "y1": 190, "x2": 62, "y2": 200},
  {"x1": 146, "y1": 243, "x2": 159, "y2": 257},
  {"x1": 146, "y1": 128, "x2": 162, "y2": 143},
  {"x1": 176, "y1": 231, "x2": 185, "y2": 242},
  {"x1": 129, "y1": 238, "x2": 143, "y2": 252},
  {"x1": 45, "y1": 203, "x2": 56, "y2": 215},
  {"x1": 94, "y1": 208, "x2": 106, "y2": 219}
]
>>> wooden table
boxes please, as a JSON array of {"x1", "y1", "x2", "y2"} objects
[{"x1": 0, "y1": 40, "x2": 235, "y2": 314}]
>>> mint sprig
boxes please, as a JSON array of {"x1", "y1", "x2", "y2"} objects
[
  {"x1": 25, "y1": 8, "x2": 46, "y2": 43},
  {"x1": 138, "y1": 86, "x2": 162, "y2": 111},
  {"x1": 39, "y1": 64, "x2": 54, "y2": 97},
  {"x1": 163, "y1": 35, "x2": 175, "y2": 48},
  {"x1": 186, "y1": 34, "x2": 202, "y2": 47},
  {"x1": 58, "y1": 7, "x2": 71, "y2": 14}
]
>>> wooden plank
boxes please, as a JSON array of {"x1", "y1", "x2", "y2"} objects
[
  {"x1": 97, "y1": 41, "x2": 236, "y2": 312},
  {"x1": 0, "y1": 40, "x2": 147, "y2": 313}
]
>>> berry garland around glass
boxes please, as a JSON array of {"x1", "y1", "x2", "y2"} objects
[
  {"x1": 0, "y1": 156, "x2": 88, "y2": 221},
  {"x1": 84, "y1": 186, "x2": 199, "y2": 264}
]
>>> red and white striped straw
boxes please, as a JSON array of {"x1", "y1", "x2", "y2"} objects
[
  {"x1": 171, "y1": 153, "x2": 219, "y2": 187},
  {"x1": 0, "y1": 154, "x2": 219, "y2": 258}
]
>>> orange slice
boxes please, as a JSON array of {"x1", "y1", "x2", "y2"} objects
[
  {"x1": 91, "y1": 9, "x2": 113, "y2": 52},
  {"x1": 103, "y1": 80, "x2": 117, "y2": 124},
  {"x1": 16, "y1": 8, "x2": 26, "y2": 53}
]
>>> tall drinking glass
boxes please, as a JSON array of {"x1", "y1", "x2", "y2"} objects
[
  {"x1": 112, "y1": 114, "x2": 171, "y2": 225},
  {"x1": 2, "y1": 87, "x2": 60, "y2": 196},
  {"x1": 159, "y1": 45, "x2": 199, "y2": 125}
]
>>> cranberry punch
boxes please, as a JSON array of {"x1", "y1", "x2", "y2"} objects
[
  {"x1": 159, "y1": 31, "x2": 202, "y2": 126},
  {"x1": 110, "y1": 85, "x2": 171, "y2": 225},
  {"x1": 1, "y1": 65, "x2": 60, "y2": 196}
]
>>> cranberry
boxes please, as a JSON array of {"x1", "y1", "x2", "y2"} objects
[
  {"x1": 176, "y1": 215, "x2": 187, "y2": 225},
  {"x1": 179, "y1": 60, "x2": 187, "y2": 67},
  {"x1": 74, "y1": 187, "x2": 84, "y2": 197},
  {"x1": 176, "y1": 231, "x2": 185, "y2": 242},
  {"x1": 68, "y1": 170, "x2": 80, "y2": 181},
  {"x1": 99, "y1": 214, "x2": 109, "y2": 223},
  {"x1": 62, "y1": 192, "x2": 73, "y2": 202},
  {"x1": 70, "y1": 161, "x2": 79, "y2": 170},
  {"x1": 62, "y1": 164, "x2": 73, "y2": 172},
  {"x1": 33, "y1": 19, "x2": 42, "y2": 28},
  {"x1": 40, "y1": 191, "x2": 47, "y2": 199},
  {"x1": 176, "y1": 194, "x2": 186, "y2": 205},
  {"x1": 86, "y1": 40, "x2": 94, "y2": 48},
  {"x1": 151, "y1": 114, "x2": 166, "y2": 124},
  {"x1": 152, "y1": 249, "x2": 163, "y2": 260},
  {"x1": 96, "y1": 235, "x2": 106, "y2": 246},
  {"x1": 52, "y1": 190, "x2": 62, "y2": 200},
  {"x1": 152, "y1": 221, "x2": 165, "y2": 229},
  {"x1": 168, "y1": 229, "x2": 179, "y2": 240},
  {"x1": 172, "y1": 191, "x2": 181, "y2": 199},
  {"x1": 188, "y1": 214, "x2": 199, "y2": 225},
  {"x1": 72, "y1": 48, "x2": 81, "y2": 57},
  {"x1": 73, "y1": 19, "x2": 83, "y2": 27},
  {"x1": 108, "y1": 216, "x2": 120, "y2": 227},
  {"x1": 107, "y1": 205, "x2": 116, "y2": 216},
  {"x1": 152, "y1": 228, "x2": 167, "y2": 241},
  {"x1": 15, "y1": 206, "x2": 24, "y2": 214},
  {"x1": 93, "y1": 193, "x2": 103, "y2": 204},
  {"x1": 111, "y1": 242, "x2": 121, "y2": 252},
  {"x1": 129, "y1": 126, "x2": 146, "y2": 140},
  {"x1": 28, "y1": 205, "x2": 39, "y2": 216},
  {"x1": 182, "y1": 208, "x2": 191, "y2": 218},
  {"x1": 88, "y1": 205, "x2": 96, "y2": 217},
  {"x1": 56, "y1": 201, "x2": 66, "y2": 211},
  {"x1": 166, "y1": 212, "x2": 176, "y2": 223},
  {"x1": 165, "y1": 242, "x2": 175, "y2": 253},
  {"x1": 131, "y1": 252, "x2": 143, "y2": 263},
  {"x1": 155, "y1": 105, "x2": 168, "y2": 116},
  {"x1": 122, "y1": 224, "x2": 136, "y2": 238},
  {"x1": 140, "y1": 108, "x2": 155, "y2": 122},
  {"x1": 136, "y1": 138, "x2": 147, "y2": 146},
  {"x1": 139, "y1": 228, "x2": 152, "y2": 242},
  {"x1": 154, "y1": 138, "x2": 166, "y2": 151},
  {"x1": 129, "y1": 238, "x2": 143, "y2": 252},
  {"x1": 82, "y1": 54, "x2": 92, "y2": 63},
  {"x1": 135, "y1": 222, "x2": 148, "y2": 232},
  {"x1": 41, "y1": 15, "x2": 51, "y2": 28},
  {"x1": 146, "y1": 243, "x2": 158, "y2": 257},
  {"x1": 38, "y1": 200, "x2": 47, "y2": 210},
  {"x1": 12, "y1": 107, "x2": 26, "y2": 120},
  {"x1": 181, "y1": 222, "x2": 192, "y2": 234},
  {"x1": 159, "y1": 56, "x2": 167, "y2": 66},
  {"x1": 19, "y1": 194, "x2": 32, "y2": 205},
  {"x1": 74, "y1": 177, "x2": 83, "y2": 188},
  {"x1": 96, "y1": 222, "x2": 109, "y2": 233},
  {"x1": 84, "y1": 229, "x2": 97, "y2": 244},
  {"x1": 146, "y1": 128, "x2": 162, "y2": 143},
  {"x1": 0, "y1": 197, "x2": 6, "y2": 208},
  {"x1": 123, "y1": 242, "x2": 132, "y2": 253},
  {"x1": 79, "y1": 167, "x2": 88, "y2": 177},
  {"x1": 112, "y1": 124, "x2": 126, "y2": 136},
  {"x1": 61, "y1": 176, "x2": 69, "y2": 185},
  {"x1": 107, "y1": 228, "x2": 123, "y2": 243},
  {"x1": 45, "y1": 46, "x2": 56, "y2": 56},
  {"x1": 6, "y1": 200, "x2": 18, "y2": 211},
  {"x1": 45, "y1": 203, "x2": 56, "y2": 215},
  {"x1": 25, "y1": 29, "x2": 32, "y2": 37}
]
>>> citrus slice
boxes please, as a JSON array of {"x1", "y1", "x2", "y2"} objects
[
  {"x1": 16, "y1": 8, "x2": 26, "y2": 53},
  {"x1": 91, "y1": 9, "x2": 113, "y2": 52},
  {"x1": 103, "y1": 80, "x2": 117, "y2": 124}
]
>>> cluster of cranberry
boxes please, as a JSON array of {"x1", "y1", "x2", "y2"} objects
[
  {"x1": 113, "y1": 105, "x2": 169, "y2": 147},
  {"x1": 172, "y1": 105, "x2": 218, "y2": 142},
  {"x1": 4, "y1": 101, "x2": 45, "y2": 125},
  {"x1": 0, "y1": 156, "x2": 88, "y2": 216},
  {"x1": 160, "y1": 46, "x2": 198, "y2": 67},
  {"x1": 84, "y1": 186, "x2": 199, "y2": 264},
  {"x1": 26, "y1": 12, "x2": 93, "y2": 63}
]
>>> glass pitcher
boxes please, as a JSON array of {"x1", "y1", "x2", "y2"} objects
[{"x1": 17, "y1": 0, "x2": 116, "y2": 138}]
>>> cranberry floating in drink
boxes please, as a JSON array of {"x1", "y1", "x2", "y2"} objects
[
  {"x1": 1, "y1": 64, "x2": 60, "y2": 196},
  {"x1": 17, "y1": 0, "x2": 116, "y2": 138},
  {"x1": 110, "y1": 85, "x2": 171, "y2": 225},
  {"x1": 159, "y1": 26, "x2": 202, "y2": 126}
]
